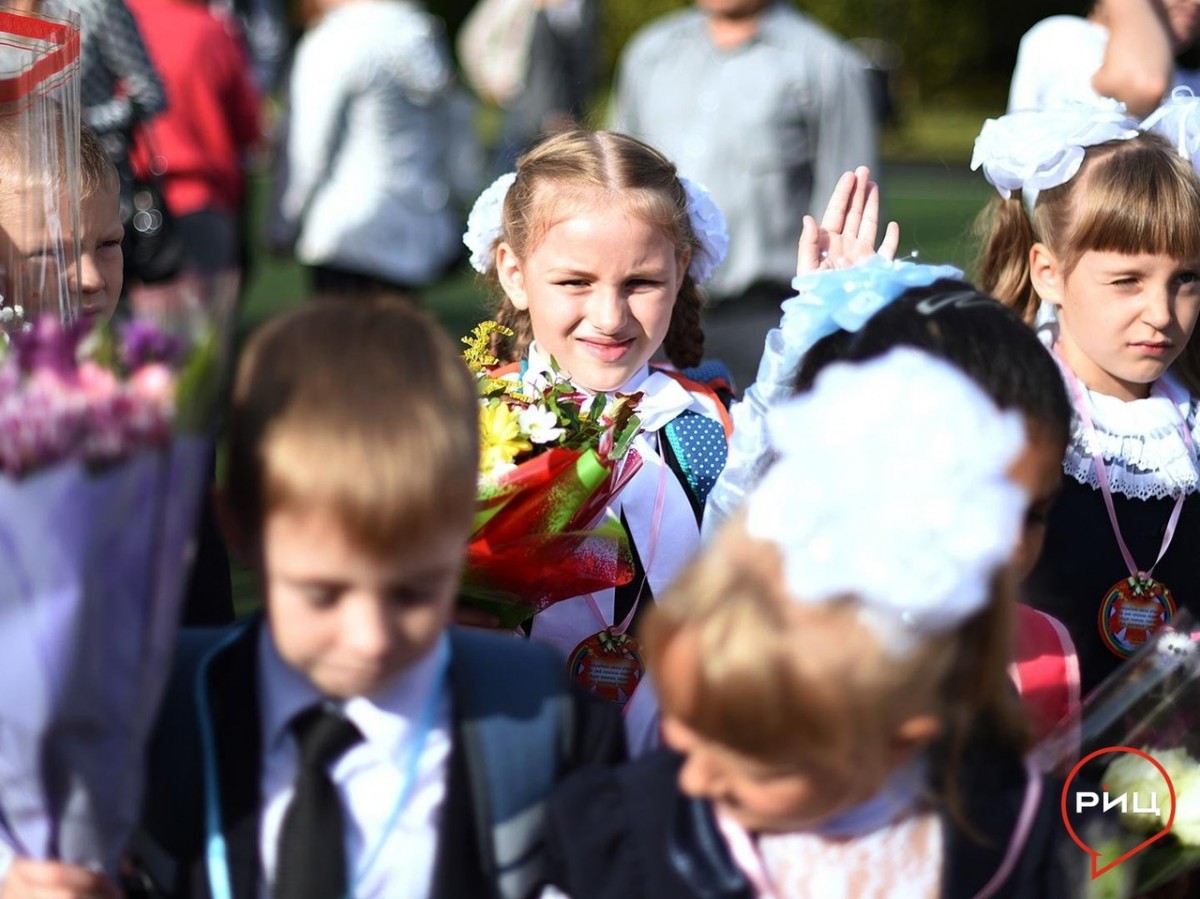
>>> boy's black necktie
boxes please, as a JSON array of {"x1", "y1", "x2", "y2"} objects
[{"x1": 274, "y1": 706, "x2": 363, "y2": 899}]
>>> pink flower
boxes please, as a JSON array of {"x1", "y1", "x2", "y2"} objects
[
  {"x1": 129, "y1": 364, "x2": 175, "y2": 407},
  {"x1": 77, "y1": 362, "x2": 119, "y2": 399}
]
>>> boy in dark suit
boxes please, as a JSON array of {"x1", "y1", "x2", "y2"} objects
[{"x1": 138, "y1": 298, "x2": 624, "y2": 899}]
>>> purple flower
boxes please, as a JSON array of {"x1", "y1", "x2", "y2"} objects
[
  {"x1": 120, "y1": 320, "x2": 182, "y2": 370},
  {"x1": 10, "y1": 316, "x2": 88, "y2": 380}
]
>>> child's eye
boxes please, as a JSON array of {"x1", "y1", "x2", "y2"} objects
[
  {"x1": 297, "y1": 584, "x2": 339, "y2": 607},
  {"x1": 388, "y1": 588, "x2": 434, "y2": 608},
  {"x1": 556, "y1": 279, "x2": 589, "y2": 288},
  {"x1": 627, "y1": 279, "x2": 661, "y2": 289},
  {"x1": 1177, "y1": 271, "x2": 1199, "y2": 285}
]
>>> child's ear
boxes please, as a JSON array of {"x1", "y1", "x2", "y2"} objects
[
  {"x1": 889, "y1": 713, "x2": 943, "y2": 762},
  {"x1": 495, "y1": 242, "x2": 529, "y2": 311},
  {"x1": 1029, "y1": 242, "x2": 1064, "y2": 307}
]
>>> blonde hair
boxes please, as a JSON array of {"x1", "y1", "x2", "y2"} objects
[
  {"x1": 225, "y1": 298, "x2": 479, "y2": 557},
  {"x1": 644, "y1": 516, "x2": 1029, "y2": 828},
  {"x1": 0, "y1": 117, "x2": 117, "y2": 199},
  {"x1": 486, "y1": 129, "x2": 706, "y2": 369},
  {"x1": 976, "y1": 131, "x2": 1200, "y2": 324}
]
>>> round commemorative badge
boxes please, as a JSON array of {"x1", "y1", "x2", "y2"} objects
[
  {"x1": 568, "y1": 629, "x2": 645, "y2": 706},
  {"x1": 1098, "y1": 574, "x2": 1177, "y2": 659}
]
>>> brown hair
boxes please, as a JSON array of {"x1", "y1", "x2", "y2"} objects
[
  {"x1": 485, "y1": 129, "x2": 705, "y2": 369},
  {"x1": 644, "y1": 515, "x2": 1029, "y2": 831},
  {"x1": 225, "y1": 298, "x2": 480, "y2": 557},
  {"x1": 976, "y1": 132, "x2": 1200, "y2": 324}
]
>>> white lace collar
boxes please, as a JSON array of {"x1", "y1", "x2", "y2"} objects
[
  {"x1": 522, "y1": 342, "x2": 703, "y2": 433},
  {"x1": 1039, "y1": 327, "x2": 1200, "y2": 499}
]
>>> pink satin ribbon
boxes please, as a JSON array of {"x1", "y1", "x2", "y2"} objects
[{"x1": 1056, "y1": 351, "x2": 1194, "y2": 582}]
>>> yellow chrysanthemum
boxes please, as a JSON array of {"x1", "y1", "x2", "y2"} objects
[{"x1": 479, "y1": 401, "x2": 532, "y2": 472}]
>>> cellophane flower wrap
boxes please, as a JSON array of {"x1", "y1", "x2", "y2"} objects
[
  {"x1": 1036, "y1": 613, "x2": 1200, "y2": 897},
  {"x1": 460, "y1": 323, "x2": 644, "y2": 629},
  {"x1": 0, "y1": 272, "x2": 237, "y2": 876}
]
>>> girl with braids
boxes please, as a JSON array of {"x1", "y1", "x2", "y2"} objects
[{"x1": 462, "y1": 129, "x2": 734, "y2": 754}]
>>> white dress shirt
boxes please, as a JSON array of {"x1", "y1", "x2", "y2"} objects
[{"x1": 257, "y1": 628, "x2": 452, "y2": 899}]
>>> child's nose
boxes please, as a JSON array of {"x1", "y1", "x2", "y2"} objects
[
  {"x1": 340, "y1": 597, "x2": 393, "y2": 660},
  {"x1": 76, "y1": 253, "x2": 105, "y2": 296},
  {"x1": 586, "y1": 288, "x2": 629, "y2": 334},
  {"x1": 1143, "y1": 287, "x2": 1174, "y2": 330}
]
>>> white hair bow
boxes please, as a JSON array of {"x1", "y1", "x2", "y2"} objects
[
  {"x1": 745, "y1": 348, "x2": 1027, "y2": 656},
  {"x1": 971, "y1": 99, "x2": 1140, "y2": 209}
]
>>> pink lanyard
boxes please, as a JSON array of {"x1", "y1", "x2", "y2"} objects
[
  {"x1": 582, "y1": 433, "x2": 670, "y2": 638},
  {"x1": 1057, "y1": 353, "x2": 1194, "y2": 580}
]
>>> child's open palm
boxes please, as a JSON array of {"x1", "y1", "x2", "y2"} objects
[{"x1": 797, "y1": 166, "x2": 900, "y2": 275}]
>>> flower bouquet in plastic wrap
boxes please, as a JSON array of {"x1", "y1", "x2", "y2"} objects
[
  {"x1": 1036, "y1": 613, "x2": 1200, "y2": 898},
  {"x1": 0, "y1": 270, "x2": 236, "y2": 875},
  {"x1": 459, "y1": 322, "x2": 644, "y2": 629}
]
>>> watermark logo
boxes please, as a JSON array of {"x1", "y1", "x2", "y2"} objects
[{"x1": 1061, "y1": 746, "x2": 1177, "y2": 878}]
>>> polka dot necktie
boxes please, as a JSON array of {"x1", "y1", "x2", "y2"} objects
[{"x1": 274, "y1": 706, "x2": 363, "y2": 899}]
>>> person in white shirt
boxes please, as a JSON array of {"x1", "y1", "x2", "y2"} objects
[
  {"x1": 1009, "y1": 0, "x2": 1200, "y2": 116},
  {"x1": 269, "y1": 0, "x2": 481, "y2": 298}
]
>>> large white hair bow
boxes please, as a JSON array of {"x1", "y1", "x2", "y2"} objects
[
  {"x1": 971, "y1": 99, "x2": 1139, "y2": 207},
  {"x1": 745, "y1": 348, "x2": 1027, "y2": 655}
]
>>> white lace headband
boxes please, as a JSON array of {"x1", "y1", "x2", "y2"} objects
[
  {"x1": 745, "y1": 348, "x2": 1027, "y2": 656},
  {"x1": 461, "y1": 171, "x2": 730, "y2": 285},
  {"x1": 971, "y1": 99, "x2": 1140, "y2": 210},
  {"x1": 703, "y1": 258, "x2": 963, "y2": 538}
]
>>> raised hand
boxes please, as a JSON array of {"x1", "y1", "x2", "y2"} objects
[{"x1": 796, "y1": 166, "x2": 900, "y2": 275}]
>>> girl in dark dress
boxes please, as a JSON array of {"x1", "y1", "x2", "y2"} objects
[{"x1": 975, "y1": 101, "x2": 1200, "y2": 696}]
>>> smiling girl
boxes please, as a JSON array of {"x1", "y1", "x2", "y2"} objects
[
  {"x1": 975, "y1": 100, "x2": 1200, "y2": 693},
  {"x1": 464, "y1": 129, "x2": 734, "y2": 753}
]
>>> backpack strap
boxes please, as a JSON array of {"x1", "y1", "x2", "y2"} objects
[
  {"x1": 488, "y1": 361, "x2": 523, "y2": 379},
  {"x1": 651, "y1": 363, "x2": 734, "y2": 510},
  {"x1": 653, "y1": 363, "x2": 735, "y2": 438},
  {"x1": 449, "y1": 629, "x2": 575, "y2": 899}
]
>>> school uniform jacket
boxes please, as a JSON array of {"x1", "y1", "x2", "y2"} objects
[
  {"x1": 541, "y1": 743, "x2": 1082, "y2": 899},
  {"x1": 137, "y1": 619, "x2": 625, "y2": 899}
]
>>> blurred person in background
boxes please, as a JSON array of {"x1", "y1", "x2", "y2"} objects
[
  {"x1": 612, "y1": 0, "x2": 877, "y2": 392},
  {"x1": 126, "y1": 0, "x2": 262, "y2": 277},
  {"x1": 459, "y1": 0, "x2": 600, "y2": 174},
  {"x1": 1009, "y1": 0, "x2": 1200, "y2": 116},
  {"x1": 210, "y1": 0, "x2": 289, "y2": 93},
  {"x1": 268, "y1": 0, "x2": 481, "y2": 300}
]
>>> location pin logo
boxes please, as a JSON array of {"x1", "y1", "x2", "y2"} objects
[{"x1": 1061, "y1": 746, "x2": 1178, "y2": 879}]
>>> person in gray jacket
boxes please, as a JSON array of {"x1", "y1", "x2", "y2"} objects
[{"x1": 613, "y1": 0, "x2": 877, "y2": 391}]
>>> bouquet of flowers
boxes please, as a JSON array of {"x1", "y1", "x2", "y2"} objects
[
  {"x1": 460, "y1": 322, "x2": 644, "y2": 628},
  {"x1": 1037, "y1": 615, "x2": 1200, "y2": 898},
  {"x1": 0, "y1": 279, "x2": 233, "y2": 874}
]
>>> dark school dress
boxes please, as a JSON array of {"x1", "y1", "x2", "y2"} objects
[{"x1": 1026, "y1": 478, "x2": 1200, "y2": 698}]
